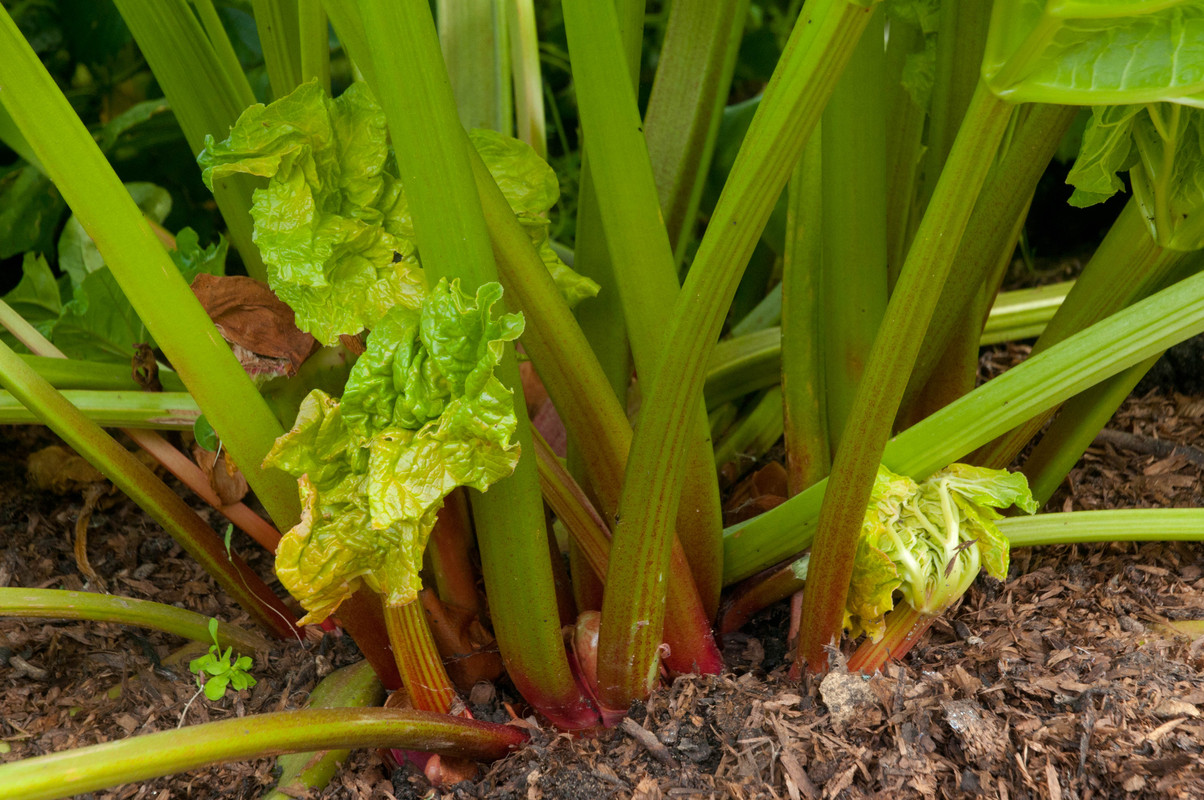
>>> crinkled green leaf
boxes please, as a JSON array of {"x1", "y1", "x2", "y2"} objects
[
  {"x1": 845, "y1": 532, "x2": 902, "y2": 642},
  {"x1": 365, "y1": 391, "x2": 521, "y2": 530},
  {"x1": 937, "y1": 463, "x2": 1039, "y2": 515},
  {"x1": 846, "y1": 464, "x2": 1035, "y2": 641},
  {"x1": 199, "y1": 82, "x2": 596, "y2": 335},
  {"x1": 341, "y1": 279, "x2": 523, "y2": 439},
  {"x1": 265, "y1": 281, "x2": 523, "y2": 621},
  {"x1": 198, "y1": 80, "x2": 426, "y2": 345},
  {"x1": 1068, "y1": 103, "x2": 1204, "y2": 248},
  {"x1": 472, "y1": 128, "x2": 599, "y2": 307},
  {"x1": 264, "y1": 389, "x2": 367, "y2": 489},
  {"x1": 984, "y1": 1, "x2": 1204, "y2": 106}
]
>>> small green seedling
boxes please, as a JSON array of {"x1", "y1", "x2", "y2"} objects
[{"x1": 189, "y1": 618, "x2": 256, "y2": 701}]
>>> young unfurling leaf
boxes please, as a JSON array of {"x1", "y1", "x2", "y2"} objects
[{"x1": 845, "y1": 464, "x2": 1036, "y2": 641}]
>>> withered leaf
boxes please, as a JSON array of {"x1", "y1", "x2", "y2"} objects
[{"x1": 191, "y1": 274, "x2": 316, "y2": 376}]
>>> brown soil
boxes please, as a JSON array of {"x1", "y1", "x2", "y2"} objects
[{"x1": 3, "y1": 382, "x2": 1204, "y2": 799}]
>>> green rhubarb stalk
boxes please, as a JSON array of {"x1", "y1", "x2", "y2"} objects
[
  {"x1": 562, "y1": 0, "x2": 726, "y2": 616},
  {"x1": 643, "y1": 0, "x2": 749, "y2": 263},
  {"x1": 468, "y1": 149, "x2": 723, "y2": 677},
  {"x1": 0, "y1": 340, "x2": 298, "y2": 639},
  {"x1": 186, "y1": 0, "x2": 252, "y2": 111},
  {"x1": 0, "y1": 588, "x2": 270, "y2": 655},
  {"x1": 981, "y1": 281, "x2": 1072, "y2": 345},
  {"x1": 532, "y1": 431, "x2": 722, "y2": 678},
  {"x1": 714, "y1": 387, "x2": 785, "y2": 476},
  {"x1": 900, "y1": 103, "x2": 1078, "y2": 420},
  {"x1": 384, "y1": 600, "x2": 459, "y2": 715},
  {"x1": 439, "y1": 0, "x2": 511, "y2": 134},
  {"x1": 298, "y1": 0, "x2": 331, "y2": 92},
  {"x1": 705, "y1": 327, "x2": 784, "y2": 410},
  {"x1": 914, "y1": 1, "x2": 992, "y2": 215},
  {"x1": 0, "y1": 11, "x2": 300, "y2": 528},
  {"x1": 264, "y1": 660, "x2": 385, "y2": 800},
  {"x1": 321, "y1": 0, "x2": 374, "y2": 85},
  {"x1": 974, "y1": 200, "x2": 1184, "y2": 470},
  {"x1": 723, "y1": 268, "x2": 1204, "y2": 585},
  {"x1": 819, "y1": 5, "x2": 888, "y2": 450},
  {"x1": 0, "y1": 708, "x2": 527, "y2": 800},
  {"x1": 252, "y1": 0, "x2": 305, "y2": 99},
  {"x1": 109, "y1": 0, "x2": 265, "y2": 280},
  {"x1": 730, "y1": 285, "x2": 783, "y2": 337},
  {"x1": 426, "y1": 491, "x2": 483, "y2": 615},
  {"x1": 507, "y1": 0, "x2": 547, "y2": 158},
  {"x1": 597, "y1": 0, "x2": 878, "y2": 712},
  {"x1": 1023, "y1": 356, "x2": 1161, "y2": 505},
  {"x1": 998, "y1": 509, "x2": 1204, "y2": 547},
  {"x1": 16, "y1": 356, "x2": 186, "y2": 392},
  {"x1": 0, "y1": 390, "x2": 198, "y2": 429},
  {"x1": 796, "y1": 81, "x2": 1014, "y2": 673},
  {"x1": 707, "y1": 275, "x2": 1076, "y2": 411},
  {"x1": 357, "y1": 0, "x2": 595, "y2": 729},
  {"x1": 781, "y1": 134, "x2": 829, "y2": 495},
  {"x1": 556, "y1": 0, "x2": 643, "y2": 415},
  {"x1": 882, "y1": 4, "x2": 928, "y2": 283},
  {"x1": 717, "y1": 560, "x2": 807, "y2": 637}
]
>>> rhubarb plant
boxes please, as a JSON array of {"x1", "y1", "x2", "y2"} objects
[{"x1": 4, "y1": 0, "x2": 1204, "y2": 796}]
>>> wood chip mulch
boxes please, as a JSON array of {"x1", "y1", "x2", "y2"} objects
[{"x1": 3, "y1": 376, "x2": 1204, "y2": 799}]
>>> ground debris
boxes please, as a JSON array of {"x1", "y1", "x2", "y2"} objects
[{"x1": 4, "y1": 380, "x2": 1204, "y2": 798}]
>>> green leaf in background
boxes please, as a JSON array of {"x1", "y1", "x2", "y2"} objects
[
  {"x1": 194, "y1": 415, "x2": 220, "y2": 451},
  {"x1": 93, "y1": 99, "x2": 174, "y2": 154},
  {"x1": 845, "y1": 464, "x2": 1035, "y2": 641},
  {"x1": 1068, "y1": 103, "x2": 1204, "y2": 249},
  {"x1": 1, "y1": 254, "x2": 61, "y2": 345},
  {"x1": 52, "y1": 267, "x2": 151, "y2": 362},
  {"x1": 197, "y1": 80, "x2": 595, "y2": 346},
  {"x1": 58, "y1": 183, "x2": 173, "y2": 288},
  {"x1": 265, "y1": 280, "x2": 523, "y2": 623},
  {"x1": 0, "y1": 100, "x2": 179, "y2": 261},
  {"x1": 984, "y1": 1, "x2": 1204, "y2": 106},
  {"x1": 7, "y1": 182, "x2": 226, "y2": 363},
  {"x1": 0, "y1": 164, "x2": 63, "y2": 259},
  {"x1": 887, "y1": 0, "x2": 941, "y2": 109},
  {"x1": 170, "y1": 227, "x2": 229, "y2": 284}
]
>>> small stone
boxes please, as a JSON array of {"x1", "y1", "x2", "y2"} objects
[
  {"x1": 1123, "y1": 775, "x2": 1146, "y2": 793},
  {"x1": 819, "y1": 668, "x2": 881, "y2": 731},
  {"x1": 1119, "y1": 615, "x2": 1145, "y2": 633},
  {"x1": 1152, "y1": 698, "x2": 1200, "y2": 719}
]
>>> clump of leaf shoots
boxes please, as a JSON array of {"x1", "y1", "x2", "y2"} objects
[{"x1": 844, "y1": 464, "x2": 1037, "y2": 641}]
